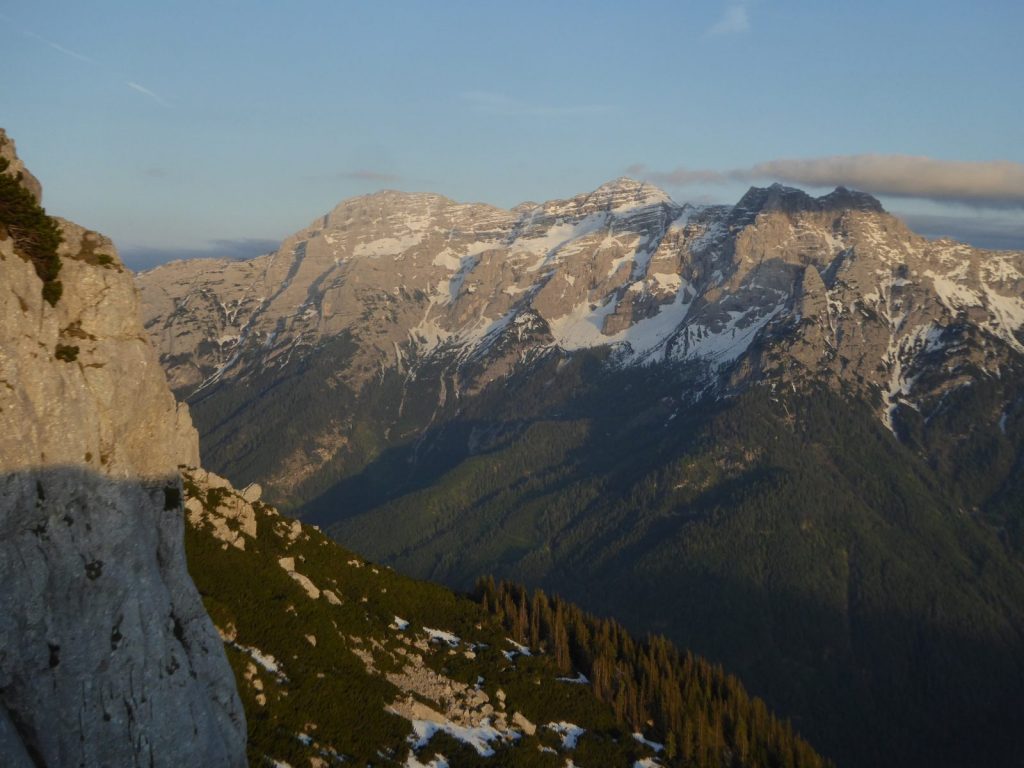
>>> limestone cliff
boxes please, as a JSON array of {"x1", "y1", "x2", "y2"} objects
[{"x1": 0, "y1": 130, "x2": 246, "y2": 766}]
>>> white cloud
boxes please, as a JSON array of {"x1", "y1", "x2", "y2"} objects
[{"x1": 629, "y1": 155, "x2": 1024, "y2": 208}]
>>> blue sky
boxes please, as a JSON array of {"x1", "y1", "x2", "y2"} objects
[{"x1": 2, "y1": 1, "x2": 1022, "y2": 268}]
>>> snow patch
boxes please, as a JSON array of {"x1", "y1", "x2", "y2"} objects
[
  {"x1": 353, "y1": 232, "x2": 424, "y2": 258},
  {"x1": 556, "y1": 671, "x2": 590, "y2": 685},
  {"x1": 650, "y1": 272, "x2": 682, "y2": 293},
  {"x1": 674, "y1": 304, "x2": 785, "y2": 366},
  {"x1": 409, "y1": 719, "x2": 508, "y2": 757},
  {"x1": 549, "y1": 281, "x2": 694, "y2": 360},
  {"x1": 545, "y1": 722, "x2": 584, "y2": 750},
  {"x1": 927, "y1": 270, "x2": 983, "y2": 311},
  {"x1": 505, "y1": 638, "x2": 532, "y2": 656},
  {"x1": 424, "y1": 627, "x2": 461, "y2": 647},
  {"x1": 633, "y1": 732, "x2": 665, "y2": 752},
  {"x1": 405, "y1": 753, "x2": 449, "y2": 768},
  {"x1": 982, "y1": 285, "x2": 1024, "y2": 351},
  {"x1": 235, "y1": 643, "x2": 285, "y2": 679}
]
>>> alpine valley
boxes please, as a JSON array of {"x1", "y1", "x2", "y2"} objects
[{"x1": 139, "y1": 179, "x2": 1024, "y2": 768}]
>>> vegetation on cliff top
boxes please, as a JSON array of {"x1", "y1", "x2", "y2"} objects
[{"x1": 0, "y1": 151, "x2": 63, "y2": 305}]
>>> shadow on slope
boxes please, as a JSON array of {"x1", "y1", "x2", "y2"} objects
[{"x1": 303, "y1": 376, "x2": 1024, "y2": 768}]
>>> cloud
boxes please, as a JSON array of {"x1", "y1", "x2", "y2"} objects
[
  {"x1": 19, "y1": 29, "x2": 96, "y2": 63},
  {"x1": 120, "y1": 238, "x2": 280, "y2": 272},
  {"x1": 629, "y1": 155, "x2": 1024, "y2": 208},
  {"x1": 14, "y1": 21, "x2": 170, "y2": 108},
  {"x1": 143, "y1": 167, "x2": 169, "y2": 178},
  {"x1": 706, "y1": 4, "x2": 750, "y2": 36},
  {"x1": 126, "y1": 81, "x2": 170, "y2": 108},
  {"x1": 462, "y1": 91, "x2": 612, "y2": 118}
]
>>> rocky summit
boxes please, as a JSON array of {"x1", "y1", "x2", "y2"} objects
[{"x1": 0, "y1": 130, "x2": 247, "y2": 767}]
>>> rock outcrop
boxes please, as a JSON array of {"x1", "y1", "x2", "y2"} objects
[{"x1": 0, "y1": 130, "x2": 246, "y2": 766}]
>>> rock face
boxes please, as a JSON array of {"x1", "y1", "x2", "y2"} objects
[
  {"x1": 0, "y1": 131, "x2": 246, "y2": 766},
  {"x1": 138, "y1": 177, "x2": 1024, "y2": 505}
]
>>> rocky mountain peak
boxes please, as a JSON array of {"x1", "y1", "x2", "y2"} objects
[
  {"x1": 589, "y1": 176, "x2": 674, "y2": 206},
  {"x1": 819, "y1": 185, "x2": 885, "y2": 212},
  {"x1": 735, "y1": 182, "x2": 885, "y2": 218}
]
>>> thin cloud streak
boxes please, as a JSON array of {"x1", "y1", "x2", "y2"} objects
[
  {"x1": 463, "y1": 91, "x2": 613, "y2": 118},
  {"x1": 19, "y1": 29, "x2": 96, "y2": 63},
  {"x1": 630, "y1": 155, "x2": 1024, "y2": 208},
  {"x1": 127, "y1": 81, "x2": 170, "y2": 108},
  {"x1": 15, "y1": 20, "x2": 170, "y2": 109}
]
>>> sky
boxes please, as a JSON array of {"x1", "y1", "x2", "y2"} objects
[{"x1": 2, "y1": 0, "x2": 1022, "y2": 269}]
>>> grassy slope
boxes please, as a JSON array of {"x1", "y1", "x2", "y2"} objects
[{"x1": 182, "y1": 472, "x2": 827, "y2": 767}]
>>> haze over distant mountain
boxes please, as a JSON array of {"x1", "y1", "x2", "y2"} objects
[{"x1": 139, "y1": 177, "x2": 1024, "y2": 768}]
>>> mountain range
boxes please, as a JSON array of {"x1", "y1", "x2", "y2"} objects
[{"x1": 137, "y1": 178, "x2": 1024, "y2": 767}]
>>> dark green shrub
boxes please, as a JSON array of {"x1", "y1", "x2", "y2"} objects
[
  {"x1": 41, "y1": 280, "x2": 63, "y2": 306},
  {"x1": 0, "y1": 156, "x2": 63, "y2": 304}
]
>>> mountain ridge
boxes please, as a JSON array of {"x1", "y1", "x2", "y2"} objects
[{"x1": 138, "y1": 176, "x2": 1022, "y2": 504}]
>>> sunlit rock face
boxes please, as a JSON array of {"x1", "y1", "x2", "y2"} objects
[{"x1": 0, "y1": 129, "x2": 247, "y2": 768}]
